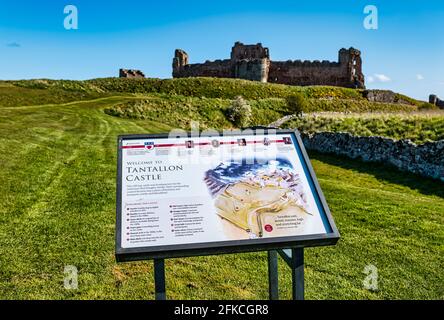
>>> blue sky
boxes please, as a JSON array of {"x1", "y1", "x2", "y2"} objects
[{"x1": 1, "y1": 0, "x2": 443, "y2": 100}]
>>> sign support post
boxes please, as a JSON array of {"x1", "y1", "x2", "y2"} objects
[
  {"x1": 268, "y1": 248, "x2": 305, "y2": 300},
  {"x1": 267, "y1": 250, "x2": 279, "y2": 300},
  {"x1": 154, "y1": 250, "x2": 304, "y2": 300},
  {"x1": 291, "y1": 248, "x2": 304, "y2": 300},
  {"x1": 154, "y1": 259, "x2": 166, "y2": 300}
]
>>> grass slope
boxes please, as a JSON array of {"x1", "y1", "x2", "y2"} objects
[
  {"x1": 0, "y1": 82, "x2": 110, "y2": 108},
  {"x1": 9, "y1": 77, "x2": 366, "y2": 100},
  {"x1": 3, "y1": 77, "x2": 431, "y2": 111},
  {"x1": 0, "y1": 96, "x2": 442, "y2": 299},
  {"x1": 103, "y1": 95, "x2": 291, "y2": 129}
]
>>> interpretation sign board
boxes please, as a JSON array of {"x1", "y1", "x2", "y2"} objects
[{"x1": 115, "y1": 129, "x2": 339, "y2": 261}]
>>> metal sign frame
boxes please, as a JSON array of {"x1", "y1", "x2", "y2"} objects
[{"x1": 115, "y1": 129, "x2": 339, "y2": 263}]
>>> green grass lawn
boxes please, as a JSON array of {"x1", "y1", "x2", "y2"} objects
[{"x1": 0, "y1": 95, "x2": 442, "y2": 300}]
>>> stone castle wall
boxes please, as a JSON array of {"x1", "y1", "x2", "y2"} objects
[
  {"x1": 173, "y1": 42, "x2": 365, "y2": 88},
  {"x1": 119, "y1": 69, "x2": 145, "y2": 78},
  {"x1": 172, "y1": 56, "x2": 233, "y2": 79},
  {"x1": 268, "y1": 60, "x2": 346, "y2": 86},
  {"x1": 301, "y1": 132, "x2": 444, "y2": 181},
  {"x1": 429, "y1": 94, "x2": 444, "y2": 109}
]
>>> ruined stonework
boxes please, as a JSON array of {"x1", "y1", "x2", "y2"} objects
[
  {"x1": 173, "y1": 42, "x2": 365, "y2": 88},
  {"x1": 363, "y1": 89, "x2": 415, "y2": 105},
  {"x1": 119, "y1": 68, "x2": 145, "y2": 78},
  {"x1": 363, "y1": 89, "x2": 396, "y2": 103},
  {"x1": 429, "y1": 94, "x2": 444, "y2": 109}
]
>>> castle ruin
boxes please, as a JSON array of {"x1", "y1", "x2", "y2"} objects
[
  {"x1": 173, "y1": 42, "x2": 365, "y2": 88},
  {"x1": 119, "y1": 68, "x2": 145, "y2": 78},
  {"x1": 429, "y1": 94, "x2": 444, "y2": 109}
]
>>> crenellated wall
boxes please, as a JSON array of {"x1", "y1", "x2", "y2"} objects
[
  {"x1": 119, "y1": 68, "x2": 145, "y2": 78},
  {"x1": 173, "y1": 57, "x2": 233, "y2": 79},
  {"x1": 172, "y1": 42, "x2": 365, "y2": 89},
  {"x1": 268, "y1": 60, "x2": 348, "y2": 87}
]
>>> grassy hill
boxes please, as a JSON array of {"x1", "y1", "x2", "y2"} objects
[
  {"x1": 2, "y1": 77, "x2": 431, "y2": 108},
  {"x1": 2, "y1": 77, "x2": 435, "y2": 131},
  {"x1": 0, "y1": 82, "x2": 109, "y2": 108},
  {"x1": 7, "y1": 77, "x2": 366, "y2": 99},
  {"x1": 0, "y1": 78, "x2": 443, "y2": 299}
]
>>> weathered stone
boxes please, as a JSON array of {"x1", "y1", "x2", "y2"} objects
[
  {"x1": 172, "y1": 42, "x2": 365, "y2": 89},
  {"x1": 362, "y1": 89, "x2": 417, "y2": 105},
  {"x1": 119, "y1": 68, "x2": 145, "y2": 78},
  {"x1": 301, "y1": 132, "x2": 444, "y2": 182},
  {"x1": 429, "y1": 94, "x2": 444, "y2": 109},
  {"x1": 429, "y1": 94, "x2": 438, "y2": 105},
  {"x1": 363, "y1": 89, "x2": 396, "y2": 103}
]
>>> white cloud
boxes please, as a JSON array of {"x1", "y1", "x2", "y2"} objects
[
  {"x1": 416, "y1": 74, "x2": 424, "y2": 80},
  {"x1": 374, "y1": 74, "x2": 391, "y2": 82},
  {"x1": 366, "y1": 73, "x2": 392, "y2": 84},
  {"x1": 6, "y1": 42, "x2": 21, "y2": 48}
]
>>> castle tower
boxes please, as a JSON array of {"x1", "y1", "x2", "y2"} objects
[
  {"x1": 230, "y1": 42, "x2": 270, "y2": 60},
  {"x1": 231, "y1": 42, "x2": 270, "y2": 82},
  {"x1": 172, "y1": 49, "x2": 189, "y2": 77},
  {"x1": 339, "y1": 47, "x2": 365, "y2": 88}
]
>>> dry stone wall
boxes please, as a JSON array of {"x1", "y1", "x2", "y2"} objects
[{"x1": 301, "y1": 132, "x2": 444, "y2": 181}]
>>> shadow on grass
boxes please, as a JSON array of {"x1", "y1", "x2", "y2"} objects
[{"x1": 308, "y1": 151, "x2": 444, "y2": 199}]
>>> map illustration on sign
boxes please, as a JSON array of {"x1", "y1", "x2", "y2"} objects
[
  {"x1": 205, "y1": 157, "x2": 313, "y2": 239},
  {"x1": 116, "y1": 130, "x2": 338, "y2": 261}
]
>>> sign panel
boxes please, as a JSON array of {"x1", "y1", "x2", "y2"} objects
[{"x1": 116, "y1": 130, "x2": 339, "y2": 261}]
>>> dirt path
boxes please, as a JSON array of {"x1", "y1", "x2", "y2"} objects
[{"x1": 268, "y1": 114, "x2": 296, "y2": 127}]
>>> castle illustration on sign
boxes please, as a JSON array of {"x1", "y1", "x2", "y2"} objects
[{"x1": 172, "y1": 42, "x2": 365, "y2": 89}]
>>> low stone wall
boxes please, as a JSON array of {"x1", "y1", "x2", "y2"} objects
[
  {"x1": 301, "y1": 132, "x2": 444, "y2": 182},
  {"x1": 429, "y1": 94, "x2": 444, "y2": 109},
  {"x1": 363, "y1": 89, "x2": 414, "y2": 105}
]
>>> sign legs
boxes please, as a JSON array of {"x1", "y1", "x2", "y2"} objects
[
  {"x1": 154, "y1": 259, "x2": 166, "y2": 300},
  {"x1": 291, "y1": 248, "x2": 304, "y2": 300},
  {"x1": 153, "y1": 250, "x2": 303, "y2": 300},
  {"x1": 271, "y1": 248, "x2": 305, "y2": 300},
  {"x1": 267, "y1": 250, "x2": 279, "y2": 300}
]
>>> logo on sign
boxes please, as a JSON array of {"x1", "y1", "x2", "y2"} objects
[{"x1": 144, "y1": 142, "x2": 155, "y2": 150}]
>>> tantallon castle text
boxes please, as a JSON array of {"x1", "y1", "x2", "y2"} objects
[{"x1": 173, "y1": 42, "x2": 365, "y2": 89}]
